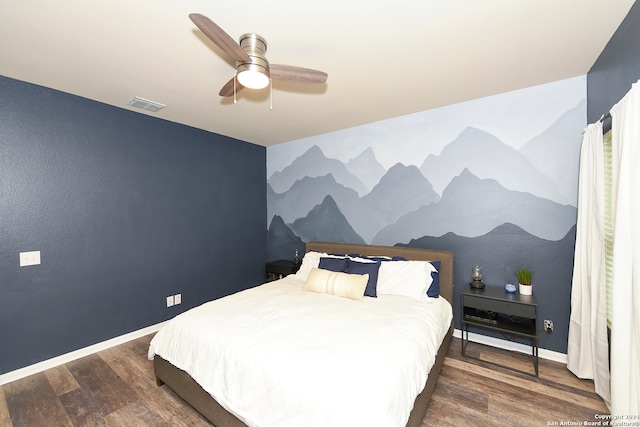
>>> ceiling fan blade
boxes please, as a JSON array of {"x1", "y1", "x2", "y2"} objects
[
  {"x1": 189, "y1": 13, "x2": 250, "y2": 63},
  {"x1": 219, "y1": 77, "x2": 244, "y2": 97},
  {"x1": 270, "y1": 64, "x2": 328, "y2": 84}
]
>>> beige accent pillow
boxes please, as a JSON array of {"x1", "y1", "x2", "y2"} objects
[{"x1": 303, "y1": 268, "x2": 369, "y2": 301}]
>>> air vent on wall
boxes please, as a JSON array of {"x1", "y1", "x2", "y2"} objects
[{"x1": 127, "y1": 96, "x2": 166, "y2": 112}]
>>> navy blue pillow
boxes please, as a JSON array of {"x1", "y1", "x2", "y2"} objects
[
  {"x1": 426, "y1": 261, "x2": 441, "y2": 298},
  {"x1": 351, "y1": 255, "x2": 407, "y2": 262},
  {"x1": 346, "y1": 259, "x2": 381, "y2": 298},
  {"x1": 318, "y1": 257, "x2": 348, "y2": 272}
]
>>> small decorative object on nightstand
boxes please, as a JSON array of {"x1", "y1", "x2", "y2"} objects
[
  {"x1": 515, "y1": 267, "x2": 533, "y2": 295},
  {"x1": 470, "y1": 264, "x2": 485, "y2": 289},
  {"x1": 265, "y1": 259, "x2": 300, "y2": 281}
]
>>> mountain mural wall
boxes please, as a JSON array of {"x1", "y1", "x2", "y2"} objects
[{"x1": 266, "y1": 76, "x2": 586, "y2": 354}]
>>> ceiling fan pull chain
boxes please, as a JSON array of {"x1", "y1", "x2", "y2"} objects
[
  {"x1": 233, "y1": 73, "x2": 237, "y2": 104},
  {"x1": 270, "y1": 78, "x2": 273, "y2": 111}
]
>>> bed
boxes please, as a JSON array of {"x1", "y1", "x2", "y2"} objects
[{"x1": 149, "y1": 242, "x2": 454, "y2": 427}]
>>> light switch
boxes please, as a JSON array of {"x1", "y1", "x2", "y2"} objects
[{"x1": 20, "y1": 251, "x2": 41, "y2": 267}]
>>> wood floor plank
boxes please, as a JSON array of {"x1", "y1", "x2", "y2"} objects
[
  {"x1": 99, "y1": 340, "x2": 209, "y2": 426},
  {"x1": 428, "y1": 369, "x2": 489, "y2": 413},
  {"x1": 1, "y1": 334, "x2": 608, "y2": 426},
  {"x1": 424, "y1": 388, "x2": 505, "y2": 426},
  {"x1": 538, "y1": 357, "x2": 600, "y2": 394},
  {"x1": 478, "y1": 346, "x2": 537, "y2": 375},
  {"x1": 153, "y1": 384, "x2": 215, "y2": 426},
  {"x1": 58, "y1": 387, "x2": 108, "y2": 427},
  {"x1": 45, "y1": 364, "x2": 80, "y2": 396},
  {"x1": 104, "y1": 399, "x2": 174, "y2": 427},
  {"x1": 68, "y1": 353, "x2": 138, "y2": 412},
  {"x1": 0, "y1": 387, "x2": 13, "y2": 427},
  {"x1": 99, "y1": 344, "x2": 156, "y2": 394},
  {"x1": 4, "y1": 372, "x2": 73, "y2": 427}
]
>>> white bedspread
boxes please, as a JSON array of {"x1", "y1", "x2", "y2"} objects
[{"x1": 148, "y1": 275, "x2": 452, "y2": 427}]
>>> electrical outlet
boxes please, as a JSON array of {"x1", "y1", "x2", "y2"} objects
[
  {"x1": 544, "y1": 319, "x2": 554, "y2": 332},
  {"x1": 166, "y1": 296, "x2": 174, "y2": 307},
  {"x1": 174, "y1": 294, "x2": 181, "y2": 305},
  {"x1": 20, "y1": 251, "x2": 41, "y2": 267}
]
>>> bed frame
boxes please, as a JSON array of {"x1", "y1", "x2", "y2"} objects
[{"x1": 154, "y1": 242, "x2": 454, "y2": 427}]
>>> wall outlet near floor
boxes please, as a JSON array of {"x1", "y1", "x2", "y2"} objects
[
  {"x1": 544, "y1": 319, "x2": 554, "y2": 332},
  {"x1": 166, "y1": 294, "x2": 181, "y2": 307}
]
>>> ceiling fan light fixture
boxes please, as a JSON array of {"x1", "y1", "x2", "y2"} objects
[{"x1": 237, "y1": 63, "x2": 270, "y2": 89}]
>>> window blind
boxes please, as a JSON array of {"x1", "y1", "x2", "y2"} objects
[{"x1": 603, "y1": 130, "x2": 613, "y2": 328}]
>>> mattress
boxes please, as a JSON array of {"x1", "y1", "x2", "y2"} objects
[{"x1": 148, "y1": 274, "x2": 452, "y2": 427}]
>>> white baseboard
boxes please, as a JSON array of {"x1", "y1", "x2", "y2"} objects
[
  {"x1": 453, "y1": 328, "x2": 567, "y2": 364},
  {"x1": 0, "y1": 321, "x2": 167, "y2": 386}
]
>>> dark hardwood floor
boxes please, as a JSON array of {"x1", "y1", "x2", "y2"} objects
[
  {"x1": 428, "y1": 339, "x2": 609, "y2": 426},
  {"x1": 1, "y1": 334, "x2": 608, "y2": 426}
]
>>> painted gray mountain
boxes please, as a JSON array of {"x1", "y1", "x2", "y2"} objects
[
  {"x1": 419, "y1": 127, "x2": 572, "y2": 205},
  {"x1": 520, "y1": 99, "x2": 585, "y2": 204},
  {"x1": 345, "y1": 147, "x2": 386, "y2": 191},
  {"x1": 361, "y1": 163, "x2": 439, "y2": 224},
  {"x1": 267, "y1": 215, "x2": 305, "y2": 261},
  {"x1": 288, "y1": 195, "x2": 366, "y2": 244},
  {"x1": 372, "y1": 168, "x2": 576, "y2": 245},
  {"x1": 268, "y1": 145, "x2": 369, "y2": 196}
]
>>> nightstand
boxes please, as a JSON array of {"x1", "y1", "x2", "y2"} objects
[
  {"x1": 461, "y1": 286, "x2": 538, "y2": 376},
  {"x1": 265, "y1": 260, "x2": 300, "y2": 281}
]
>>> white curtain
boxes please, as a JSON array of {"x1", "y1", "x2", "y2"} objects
[
  {"x1": 609, "y1": 81, "x2": 640, "y2": 414},
  {"x1": 567, "y1": 119, "x2": 610, "y2": 405}
]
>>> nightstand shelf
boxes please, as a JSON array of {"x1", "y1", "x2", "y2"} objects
[
  {"x1": 461, "y1": 286, "x2": 538, "y2": 376},
  {"x1": 265, "y1": 259, "x2": 300, "y2": 281}
]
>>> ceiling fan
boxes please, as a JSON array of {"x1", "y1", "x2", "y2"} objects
[{"x1": 189, "y1": 13, "x2": 328, "y2": 98}]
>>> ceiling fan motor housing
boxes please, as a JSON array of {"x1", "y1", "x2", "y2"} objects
[{"x1": 236, "y1": 33, "x2": 270, "y2": 88}]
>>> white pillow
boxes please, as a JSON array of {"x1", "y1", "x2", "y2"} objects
[
  {"x1": 295, "y1": 251, "x2": 328, "y2": 281},
  {"x1": 377, "y1": 260, "x2": 436, "y2": 301},
  {"x1": 303, "y1": 268, "x2": 369, "y2": 301}
]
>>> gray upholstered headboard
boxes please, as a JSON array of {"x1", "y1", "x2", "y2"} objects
[{"x1": 305, "y1": 242, "x2": 454, "y2": 306}]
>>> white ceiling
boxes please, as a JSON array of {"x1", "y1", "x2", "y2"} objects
[{"x1": 0, "y1": 0, "x2": 635, "y2": 147}]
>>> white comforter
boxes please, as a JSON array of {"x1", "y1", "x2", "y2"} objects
[{"x1": 148, "y1": 275, "x2": 452, "y2": 427}]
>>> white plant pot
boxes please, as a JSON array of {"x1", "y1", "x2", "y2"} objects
[{"x1": 519, "y1": 283, "x2": 532, "y2": 295}]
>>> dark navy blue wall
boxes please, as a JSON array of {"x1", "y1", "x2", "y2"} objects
[
  {"x1": 0, "y1": 75, "x2": 267, "y2": 374},
  {"x1": 588, "y1": 1, "x2": 640, "y2": 121}
]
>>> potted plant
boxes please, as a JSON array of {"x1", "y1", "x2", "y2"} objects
[{"x1": 515, "y1": 268, "x2": 533, "y2": 295}]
